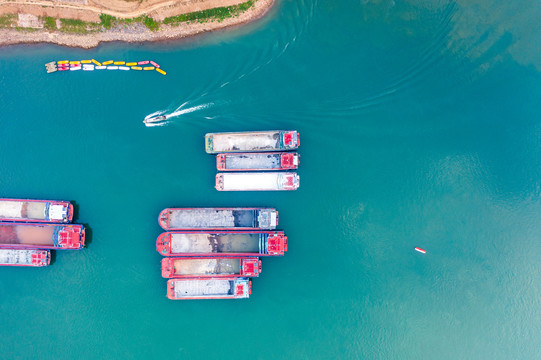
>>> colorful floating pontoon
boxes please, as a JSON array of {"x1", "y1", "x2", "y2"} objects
[
  {"x1": 44, "y1": 60, "x2": 167, "y2": 75},
  {"x1": 161, "y1": 257, "x2": 261, "y2": 278},
  {"x1": 0, "y1": 249, "x2": 50, "y2": 267},
  {"x1": 166, "y1": 277, "x2": 251, "y2": 300}
]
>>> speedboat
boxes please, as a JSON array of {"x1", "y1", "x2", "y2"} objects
[{"x1": 143, "y1": 114, "x2": 167, "y2": 124}]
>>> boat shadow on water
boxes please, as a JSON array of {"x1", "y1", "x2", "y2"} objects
[{"x1": 82, "y1": 224, "x2": 93, "y2": 249}]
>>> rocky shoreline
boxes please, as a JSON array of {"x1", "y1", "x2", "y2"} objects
[{"x1": 0, "y1": 0, "x2": 273, "y2": 48}]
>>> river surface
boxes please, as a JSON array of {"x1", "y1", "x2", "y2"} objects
[{"x1": 2, "y1": 0, "x2": 541, "y2": 358}]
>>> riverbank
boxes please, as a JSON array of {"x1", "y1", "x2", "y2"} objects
[{"x1": 0, "y1": 0, "x2": 273, "y2": 48}]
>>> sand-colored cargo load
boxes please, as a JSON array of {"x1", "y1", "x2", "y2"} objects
[
  {"x1": 159, "y1": 207, "x2": 278, "y2": 230},
  {"x1": 205, "y1": 130, "x2": 300, "y2": 154},
  {"x1": 167, "y1": 277, "x2": 251, "y2": 300},
  {"x1": 216, "y1": 152, "x2": 300, "y2": 171},
  {"x1": 161, "y1": 257, "x2": 261, "y2": 278},
  {"x1": 0, "y1": 198, "x2": 73, "y2": 223}
]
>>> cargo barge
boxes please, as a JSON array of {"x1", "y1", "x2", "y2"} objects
[
  {"x1": 157, "y1": 231, "x2": 287, "y2": 256},
  {"x1": 167, "y1": 277, "x2": 251, "y2": 300},
  {"x1": 205, "y1": 130, "x2": 300, "y2": 154},
  {"x1": 0, "y1": 223, "x2": 85, "y2": 250},
  {"x1": 161, "y1": 257, "x2": 261, "y2": 278},
  {"x1": 216, "y1": 172, "x2": 300, "y2": 191},
  {"x1": 158, "y1": 207, "x2": 278, "y2": 230},
  {"x1": 216, "y1": 152, "x2": 300, "y2": 171},
  {"x1": 0, "y1": 249, "x2": 50, "y2": 267},
  {"x1": 0, "y1": 198, "x2": 73, "y2": 223}
]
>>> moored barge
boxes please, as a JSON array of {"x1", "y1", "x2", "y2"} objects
[
  {"x1": 161, "y1": 257, "x2": 261, "y2": 278},
  {"x1": 167, "y1": 277, "x2": 251, "y2": 300},
  {"x1": 157, "y1": 231, "x2": 287, "y2": 256},
  {"x1": 0, "y1": 199, "x2": 73, "y2": 223},
  {"x1": 216, "y1": 152, "x2": 300, "y2": 171},
  {"x1": 0, "y1": 223, "x2": 85, "y2": 250},
  {"x1": 216, "y1": 172, "x2": 300, "y2": 191},
  {"x1": 205, "y1": 130, "x2": 300, "y2": 154},
  {"x1": 0, "y1": 249, "x2": 50, "y2": 267},
  {"x1": 159, "y1": 207, "x2": 278, "y2": 230}
]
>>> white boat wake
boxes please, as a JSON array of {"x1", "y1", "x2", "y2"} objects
[{"x1": 143, "y1": 102, "x2": 213, "y2": 127}]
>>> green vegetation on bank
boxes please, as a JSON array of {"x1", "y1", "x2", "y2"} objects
[
  {"x1": 163, "y1": 0, "x2": 254, "y2": 25},
  {"x1": 99, "y1": 14, "x2": 159, "y2": 31},
  {"x1": 43, "y1": 16, "x2": 56, "y2": 31},
  {"x1": 59, "y1": 19, "x2": 101, "y2": 34},
  {"x1": 0, "y1": 14, "x2": 16, "y2": 28}
]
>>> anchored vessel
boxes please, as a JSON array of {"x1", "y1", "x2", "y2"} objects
[
  {"x1": 0, "y1": 199, "x2": 73, "y2": 223},
  {"x1": 167, "y1": 277, "x2": 251, "y2": 300},
  {"x1": 161, "y1": 257, "x2": 261, "y2": 278},
  {"x1": 205, "y1": 130, "x2": 300, "y2": 154},
  {"x1": 216, "y1": 172, "x2": 300, "y2": 191},
  {"x1": 216, "y1": 152, "x2": 300, "y2": 171},
  {"x1": 0, "y1": 223, "x2": 85, "y2": 250},
  {"x1": 157, "y1": 231, "x2": 287, "y2": 256},
  {"x1": 159, "y1": 207, "x2": 278, "y2": 230},
  {"x1": 0, "y1": 249, "x2": 50, "y2": 267}
]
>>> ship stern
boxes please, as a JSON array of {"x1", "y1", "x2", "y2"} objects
[{"x1": 156, "y1": 233, "x2": 172, "y2": 255}]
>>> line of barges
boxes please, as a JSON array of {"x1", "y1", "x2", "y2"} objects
[
  {"x1": 0, "y1": 198, "x2": 86, "y2": 268},
  {"x1": 156, "y1": 207, "x2": 288, "y2": 300},
  {"x1": 205, "y1": 130, "x2": 301, "y2": 191}
]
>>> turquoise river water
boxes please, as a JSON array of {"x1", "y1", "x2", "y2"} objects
[{"x1": 2, "y1": 0, "x2": 541, "y2": 358}]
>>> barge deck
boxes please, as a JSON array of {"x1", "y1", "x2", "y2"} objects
[
  {"x1": 159, "y1": 207, "x2": 278, "y2": 230},
  {"x1": 161, "y1": 257, "x2": 261, "y2": 278},
  {"x1": 0, "y1": 222, "x2": 85, "y2": 250},
  {"x1": 0, "y1": 198, "x2": 73, "y2": 223},
  {"x1": 216, "y1": 172, "x2": 300, "y2": 191},
  {"x1": 167, "y1": 277, "x2": 251, "y2": 300},
  {"x1": 216, "y1": 152, "x2": 300, "y2": 171},
  {"x1": 0, "y1": 249, "x2": 50, "y2": 267},
  {"x1": 205, "y1": 130, "x2": 300, "y2": 154},
  {"x1": 157, "y1": 231, "x2": 287, "y2": 256}
]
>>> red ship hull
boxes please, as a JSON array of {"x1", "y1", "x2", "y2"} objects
[
  {"x1": 0, "y1": 198, "x2": 73, "y2": 223},
  {"x1": 161, "y1": 257, "x2": 261, "y2": 278},
  {"x1": 157, "y1": 231, "x2": 287, "y2": 257},
  {"x1": 166, "y1": 277, "x2": 251, "y2": 300},
  {"x1": 0, "y1": 222, "x2": 85, "y2": 250}
]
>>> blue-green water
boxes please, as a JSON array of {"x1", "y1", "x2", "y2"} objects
[{"x1": 2, "y1": 0, "x2": 541, "y2": 358}]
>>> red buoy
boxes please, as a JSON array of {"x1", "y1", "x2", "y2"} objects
[{"x1": 414, "y1": 247, "x2": 427, "y2": 254}]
